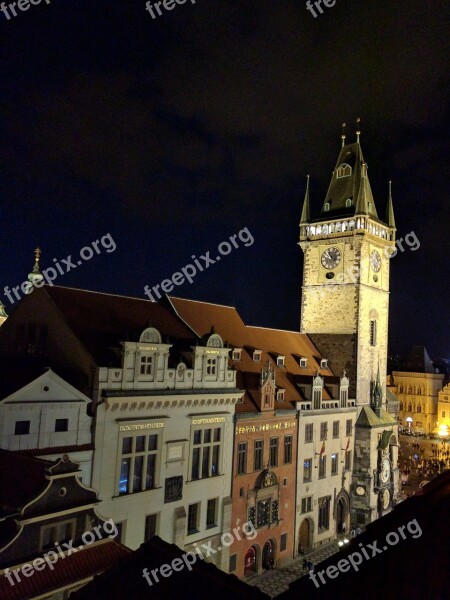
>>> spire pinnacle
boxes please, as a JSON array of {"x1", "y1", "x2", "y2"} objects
[
  {"x1": 300, "y1": 175, "x2": 311, "y2": 224},
  {"x1": 385, "y1": 180, "x2": 396, "y2": 228},
  {"x1": 27, "y1": 246, "x2": 44, "y2": 292},
  {"x1": 341, "y1": 122, "x2": 346, "y2": 147},
  {"x1": 356, "y1": 117, "x2": 361, "y2": 143}
]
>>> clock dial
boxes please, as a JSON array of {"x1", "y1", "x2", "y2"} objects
[
  {"x1": 381, "y1": 488, "x2": 390, "y2": 510},
  {"x1": 370, "y1": 250, "x2": 381, "y2": 272},
  {"x1": 380, "y1": 458, "x2": 390, "y2": 483},
  {"x1": 321, "y1": 247, "x2": 341, "y2": 270},
  {"x1": 356, "y1": 486, "x2": 366, "y2": 496}
]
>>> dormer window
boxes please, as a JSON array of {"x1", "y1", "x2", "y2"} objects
[
  {"x1": 232, "y1": 348, "x2": 242, "y2": 361},
  {"x1": 140, "y1": 355, "x2": 154, "y2": 376},
  {"x1": 345, "y1": 198, "x2": 353, "y2": 207},
  {"x1": 336, "y1": 163, "x2": 352, "y2": 178},
  {"x1": 320, "y1": 359, "x2": 328, "y2": 369},
  {"x1": 253, "y1": 350, "x2": 262, "y2": 362},
  {"x1": 277, "y1": 356, "x2": 285, "y2": 367},
  {"x1": 300, "y1": 358, "x2": 307, "y2": 368},
  {"x1": 277, "y1": 389, "x2": 285, "y2": 403}
]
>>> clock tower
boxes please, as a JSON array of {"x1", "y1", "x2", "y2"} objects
[{"x1": 299, "y1": 125, "x2": 400, "y2": 525}]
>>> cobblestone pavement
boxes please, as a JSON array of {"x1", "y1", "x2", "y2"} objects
[{"x1": 247, "y1": 541, "x2": 340, "y2": 598}]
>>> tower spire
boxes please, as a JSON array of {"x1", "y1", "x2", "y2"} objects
[
  {"x1": 385, "y1": 180, "x2": 396, "y2": 228},
  {"x1": 341, "y1": 122, "x2": 346, "y2": 147},
  {"x1": 300, "y1": 175, "x2": 310, "y2": 224},
  {"x1": 26, "y1": 247, "x2": 44, "y2": 293}
]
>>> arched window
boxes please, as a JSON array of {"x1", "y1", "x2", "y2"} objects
[
  {"x1": 417, "y1": 404, "x2": 422, "y2": 413},
  {"x1": 342, "y1": 221, "x2": 347, "y2": 232},
  {"x1": 329, "y1": 223, "x2": 335, "y2": 233},
  {"x1": 335, "y1": 222, "x2": 342, "y2": 232},
  {"x1": 324, "y1": 202, "x2": 330, "y2": 212},
  {"x1": 336, "y1": 163, "x2": 352, "y2": 178},
  {"x1": 316, "y1": 225, "x2": 322, "y2": 235},
  {"x1": 399, "y1": 384, "x2": 404, "y2": 394},
  {"x1": 408, "y1": 403, "x2": 412, "y2": 412},
  {"x1": 348, "y1": 220, "x2": 355, "y2": 230},
  {"x1": 399, "y1": 401, "x2": 403, "y2": 411},
  {"x1": 345, "y1": 198, "x2": 353, "y2": 207},
  {"x1": 322, "y1": 225, "x2": 329, "y2": 234},
  {"x1": 408, "y1": 386, "x2": 413, "y2": 394},
  {"x1": 417, "y1": 387, "x2": 422, "y2": 395}
]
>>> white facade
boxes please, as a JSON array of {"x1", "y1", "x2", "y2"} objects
[
  {"x1": 295, "y1": 375, "x2": 357, "y2": 552},
  {"x1": 0, "y1": 369, "x2": 93, "y2": 482},
  {"x1": 92, "y1": 328, "x2": 243, "y2": 566}
]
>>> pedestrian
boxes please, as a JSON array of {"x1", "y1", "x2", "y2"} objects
[
  {"x1": 342, "y1": 522, "x2": 346, "y2": 535},
  {"x1": 350, "y1": 526, "x2": 356, "y2": 539},
  {"x1": 356, "y1": 525, "x2": 362, "y2": 536}
]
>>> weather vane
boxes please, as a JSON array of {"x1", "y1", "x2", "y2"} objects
[
  {"x1": 356, "y1": 117, "x2": 361, "y2": 142},
  {"x1": 34, "y1": 247, "x2": 41, "y2": 263}
]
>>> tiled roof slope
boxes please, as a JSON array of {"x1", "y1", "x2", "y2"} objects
[{"x1": 0, "y1": 539, "x2": 131, "y2": 600}]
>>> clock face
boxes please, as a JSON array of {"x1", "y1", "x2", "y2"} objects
[
  {"x1": 380, "y1": 458, "x2": 390, "y2": 483},
  {"x1": 381, "y1": 488, "x2": 390, "y2": 510},
  {"x1": 321, "y1": 247, "x2": 341, "y2": 270},
  {"x1": 370, "y1": 250, "x2": 381, "y2": 272},
  {"x1": 356, "y1": 486, "x2": 366, "y2": 496}
]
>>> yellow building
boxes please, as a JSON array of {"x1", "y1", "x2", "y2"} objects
[
  {"x1": 437, "y1": 383, "x2": 450, "y2": 437},
  {"x1": 393, "y1": 347, "x2": 445, "y2": 433}
]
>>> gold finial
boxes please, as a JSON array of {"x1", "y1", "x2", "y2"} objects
[
  {"x1": 356, "y1": 117, "x2": 361, "y2": 142},
  {"x1": 34, "y1": 247, "x2": 41, "y2": 263},
  {"x1": 341, "y1": 122, "x2": 346, "y2": 147}
]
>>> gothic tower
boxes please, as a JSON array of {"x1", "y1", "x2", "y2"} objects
[{"x1": 299, "y1": 124, "x2": 400, "y2": 525}]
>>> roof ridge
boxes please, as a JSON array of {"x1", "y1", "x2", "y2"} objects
[
  {"x1": 45, "y1": 285, "x2": 153, "y2": 304},
  {"x1": 169, "y1": 295, "x2": 237, "y2": 310}
]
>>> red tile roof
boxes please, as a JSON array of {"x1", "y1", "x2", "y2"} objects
[{"x1": 0, "y1": 539, "x2": 131, "y2": 600}]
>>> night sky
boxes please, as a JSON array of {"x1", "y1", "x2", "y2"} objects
[{"x1": 1, "y1": 0, "x2": 449, "y2": 357}]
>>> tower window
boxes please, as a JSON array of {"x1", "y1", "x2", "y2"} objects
[
  {"x1": 336, "y1": 163, "x2": 352, "y2": 178},
  {"x1": 345, "y1": 198, "x2": 353, "y2": 207},
  {"x1": 370, "y1": 321, "x2": 377, "y2": 346},
  {"x1": 324, "y1": 202, "x2": 330, "y2": 212}
]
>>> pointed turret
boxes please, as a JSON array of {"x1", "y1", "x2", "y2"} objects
[
  {"x1": 26, "y1": 247, "x2": 44, "y2": 293},
  {"x1": 319, "y1": 123, "x2": 379, "y2": 220},
  {"x1": 0, "y1": 300, "x2": 7, "y2": 327},
  {"x1": 385, "y1": 181, "x2": 396, "y2": 229},
  {"x1": 300, "y1": 175, "x2": 310, "y2": 224}
]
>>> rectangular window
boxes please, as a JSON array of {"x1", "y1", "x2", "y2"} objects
[
  {"x1": 140, "y1": 355, "x2": 154, "y2": 375},
  {"x1": 269, "y1": 437, "x2": 279, "y2": 467},
  {"x1": 319, "y1": 455, "x2": 326, "y2": 478},
  {"x1": 248, "y1": 507, "x2": 256, "y2": 528},
  {"x1": 320, "y1": 422, "x2": 328, "y2": 440},
  {"x1": 284, "y1": 435, "x2": 293, "y2": 464},
  {"x1": 191, "y1": 427, "x2": 222, "y2": 480},
  {"x1": 14, "y1": 421, "x2": 30, "y2": 435},
  {"x1": 280, "y1": 533, "x2": 287, "y2": 552},
  {"x1": 370, "y1": 320, "x2": 377, "y2": 346},
  {"x1": 345, "y1": 450, "x2": 352, "y2": 471},
  {"x1": 300, "y1": 358, "x2": 307, "y2": 368},
  {"x1": 206, "y1": 357, "x2": 217, "y2": 376},
  {"x1": 305, "y1": 423, "x2": 313, "y2": 443},
  {"x1": 256, "y1": 499, "x2": 271, "y2": 527},
  {"x1": 254, "y1": 440, "x2": 263, "y2": 471},
  {"x1": 346, "y1": 419, "x2": 353, "y2": 436},
  {"x1": 301, "y1": 496, "x2": 313, "y2": 514},
  {"x1": 442, "y1": 411, "x2": 446, "y2": 418},
  {"x1": 206, "y1": 498, "x2": 218, "y2": 528},
  {"x1": 332, "y1": 421, "x2": 339, "y2": 438},
  {"x1": 118, "y1": 433, "x2": 159, "y2": 495},
  {"x1": 303, "y1": 458, "x2": 312, "y2": 482},
  {"x1": 144, "y1": 514, "x2": 158, "y2": 540},
  {"x1": 115, "y1": 521, "x2": 125, "y2": 543},
  {"x1": 229, "y1": 554, "x2": 237, "y2": 572},
  {"x1": 55, "y1": 419, "x2": 68, "y2": 432},
  {"x1": 277, "y1": 356, "x2": 285, "y2": 367},
  {"x1": 318, "y1": 496, "x2": 331, "y2": 532},
  {"x1": 331, "y1": 453, "x2": 338, "y2": 475},
  {"x1": 40, "y1": 520, "x2": 75, "y2": 551},
  {"x1": 237, "y1": 442, "x2": 247, "y2": 475},
  {"x1": 232, "y1": 349, "x2": 241, "y2": 361},
  {"x1": 187, "y1": 503, "x2": 199, "y2": 534}
]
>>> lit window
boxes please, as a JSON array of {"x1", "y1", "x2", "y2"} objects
[
  {"x1": 303, "y1": 459, "x2": 312, "y2": 482},
  {"x1": 192, "y1": 427, "x2": 222, "y2": 479},
  {"x1": 331, "y1": 453, "x2": 338, "y2": 475},
  {"x1": 40, "y1": 520, "x2": 75, "y2": 551},
  {"x1": 345, "y1": 198, "x2": 353, "y2": 207},
  {"x1": 118, "y1": 433, "x2": 159, "y2": 495},
  {"x1": 324, "y1": 202, "x2": 330, "y2": 211}
]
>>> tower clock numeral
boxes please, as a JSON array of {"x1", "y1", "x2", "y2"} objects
[{"x1": 370, "y1": 250, "x2": 381, "y2": 272}]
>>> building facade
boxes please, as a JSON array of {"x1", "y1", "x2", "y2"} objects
[
  {"x1": 437, "y1": 383, "x2": 450, "y2": 437},
  {"x1": 92, "y1": 326, "x2": 242, "y2": 567}
]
